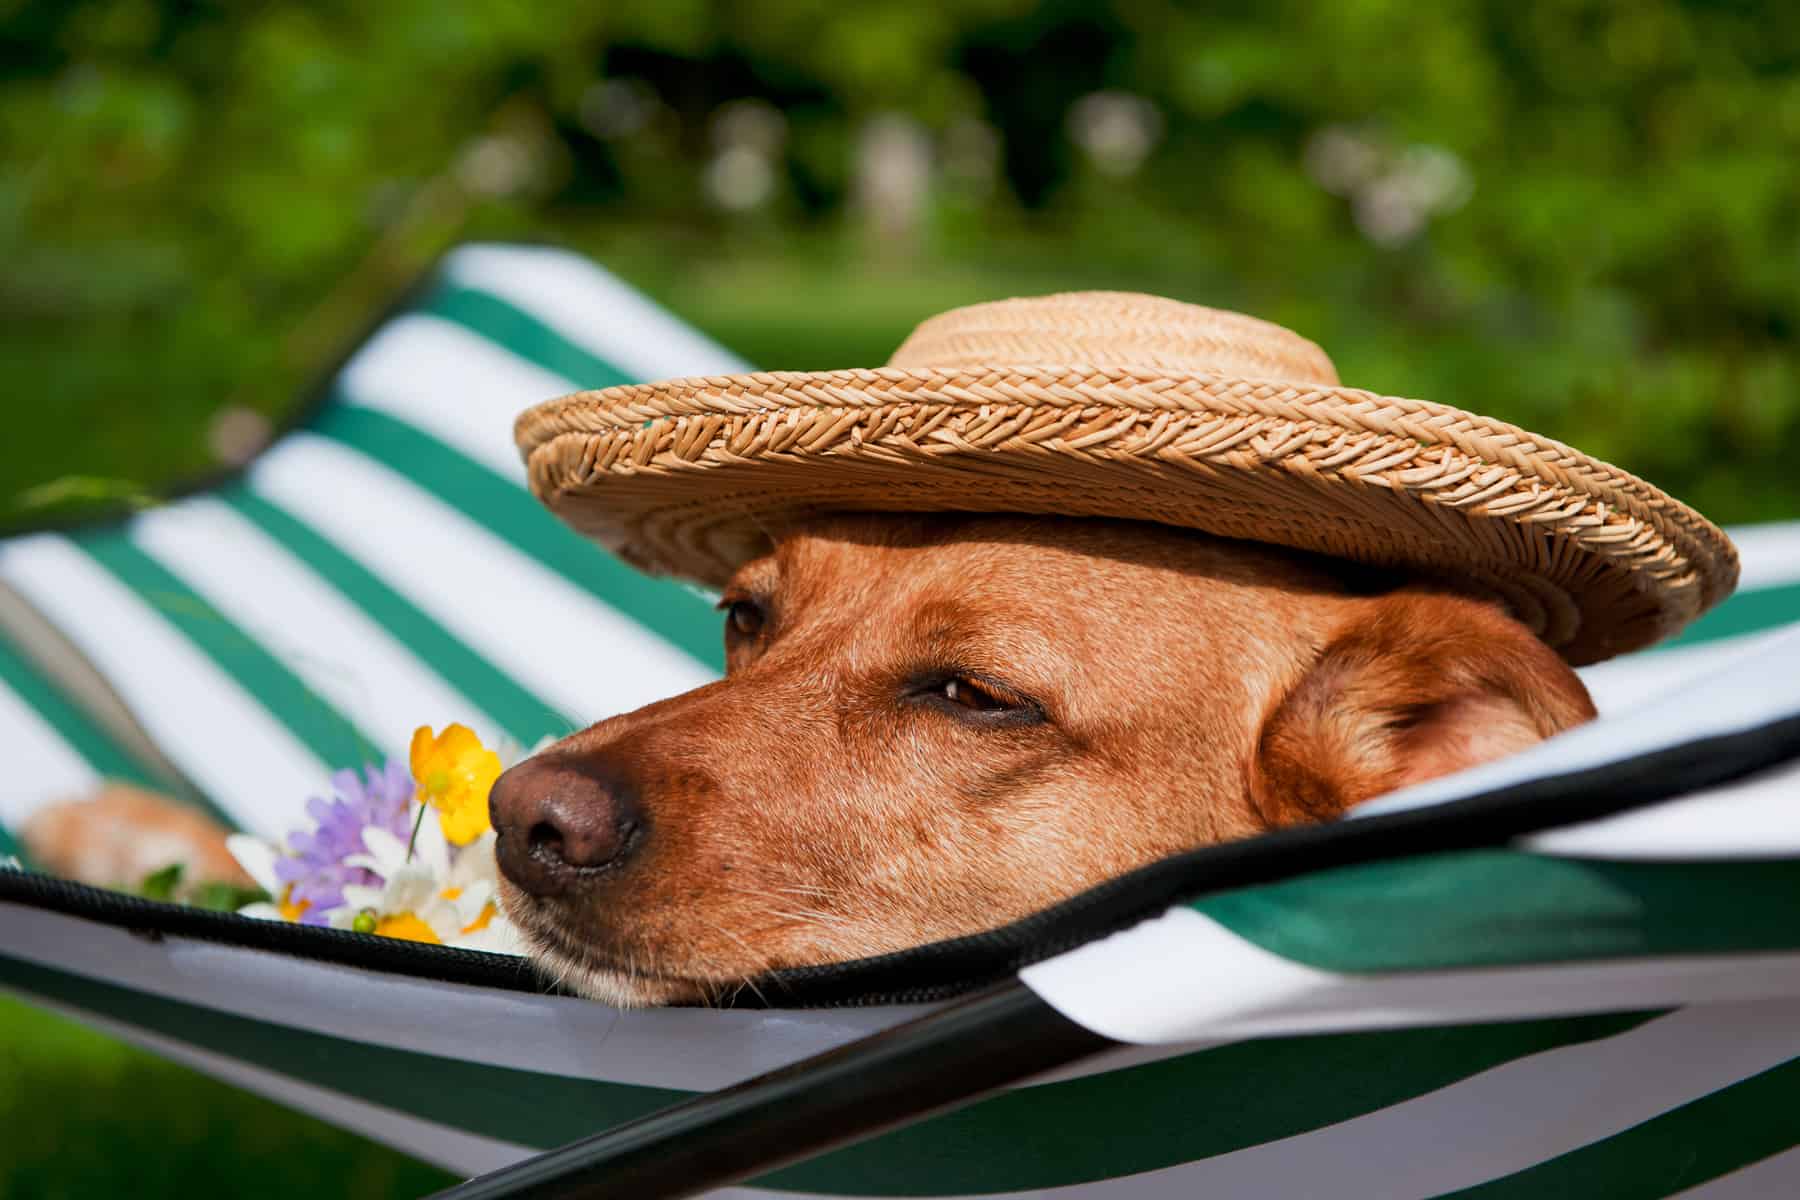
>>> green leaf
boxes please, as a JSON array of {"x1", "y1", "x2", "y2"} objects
[
  {"x1": 137, "y1": 863, "x2": 185, "y2": 902},
  {"x1": 188, "y1": 883, "x2": 272, "y2": 914}
]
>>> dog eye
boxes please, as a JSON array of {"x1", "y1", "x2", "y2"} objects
[
  {"x1": 942, "y1": 677, "x2": 1009, "y2": 711},
  {"x1": 724, "y1": 599, "x2": 765, "y2": 639},
  {"x1": 911, "y1": 671, "x2": 1043, "y2": 726}
]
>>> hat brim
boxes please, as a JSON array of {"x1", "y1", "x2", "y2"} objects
[{"x1": 515, "y1": 364, "x2": 1738, "y2": 666}]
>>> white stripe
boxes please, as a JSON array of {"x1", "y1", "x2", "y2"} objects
[
  {"x1": 248, "y1": 435, "x2": 716, "y2": 728},
  {"x1": 1022, "y1": 1004, "x2": 1799, "y2": 1200},
  {"x1": 1022, "y1": 905, "x2": 1800, "y2": 1045},
  {"x1": 1528, "y1": 757, "x2": 1800, "y2": 860},
  {"x1": 0, "y1": 535, "x2": 327, "y2": 836},
  {"x1": 442, "y1": 243, "x2": 752, "y2": 380},
  {"x1": 724, "y1": 1004, "x2": 1800, "y2": 1200},
  {"x1": 1359, "y1": 621, "x2": 1800, "y2": 819},
  {"x1": 10, "y1": 901, "x2": 1796, "y2": 1198},
  {"x1": 0, "y1": 678, "x2": 99, "y2": 828},
  {"x1": 129, "y1": 498, "x2": 504, "y2": 760},
  {"x1": 5, "y1": 989, "x2": 528, "y2": 1178},
  {"x1": 1726, "y1": 520, "x2": 1800, "y2": 592},
  {"x1": 10, "y1": 906, "x2": 1785, "y2": 1194},
  {"x1": 339, "y1": 312, "x2": 570, "y2": 483},
  {"x1": 0, "y1": 902, "x2": 929, "y2": 1092},
  {"x1": 28, "y1": 968, "x2": 1795, "y2": 1200},
  {"x1": 1576, "y1": 626, "x2": 1789, "y2": 717},
  {"x1": 1672, "y1": 1146, "x2": 1800, "y2": 1198}
]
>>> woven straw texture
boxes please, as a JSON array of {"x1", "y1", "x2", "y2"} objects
[{"x1": 515, "y1": 292, "x2": 1737, "y2": 665}]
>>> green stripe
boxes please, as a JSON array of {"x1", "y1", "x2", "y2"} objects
[
  {"x1": 416, "y1": 285, "x2": 635, "y2": 392},
  {"x1": 223, "y1": 487, "x2": 573, "y2": 748},
  {"x1": 0, "y1": 826, "x2": 23, "y2": 862},
  {"x1": 0, "y1": 627, "x2": 163, "y2": 793},
  {"x1": 760, "y1": 1010, "x2": 1654, "y2": 1195},
  {"x1": 1197, "y1": 849, "x2": 1800, "y2": 973},
  {"x1": 0, "y1": 623, "x2": 235, "y2": 838},
  {"x1": 77, "y1": 531, "x2": 380, "y2": 771},
  {"x1": 0, "y1": 624, "x2": 239, "y2": 851},
  {"x1": 1665, "y1": 580, "x2": 1800, "y2": 650},
  {"x1": 1442, "y1": 1055, "x2": 1800, "y2": 1199},
  {"x1": 0, "y1": 947, "x2": 1652, "y2": 1195},
  {"x1": 309, "y1": 403, "x2": 723, "y2": 672}
]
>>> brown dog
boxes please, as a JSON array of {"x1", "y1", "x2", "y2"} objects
[{"x1": 491, "y1": 512, "x2": 1595, "y2": 1006}]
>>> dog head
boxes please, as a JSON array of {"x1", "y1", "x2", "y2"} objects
[{"x1": 492, "y1": 513, "x2": 1593, "y2": 1005}]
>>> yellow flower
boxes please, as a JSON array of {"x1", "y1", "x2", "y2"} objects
[
  {"x1": 277, "y1": 885, "x2": 309, "y2": 923},
  {"x1": 460, "y1": 902, "x2": 496, "y2": 936},
  {"x1": 374, "y1": 912, "x2": 441, "y2": 944},
  {"x1": 410, "y1": 723, "x2": 501, "y2": 846}
]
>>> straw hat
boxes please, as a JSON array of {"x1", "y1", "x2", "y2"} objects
[{"x1": 515, "y1": 292, "x2": 1737, "y2": 665}]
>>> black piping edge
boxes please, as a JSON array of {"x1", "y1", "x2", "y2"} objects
[
  {"x1": 7, "y1": 709, "x2": 1799, "y2": 1008},
  {"x1": 0, "y1": 870, "x2": 556, "y2": 994}
]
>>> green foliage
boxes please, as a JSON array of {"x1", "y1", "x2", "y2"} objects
[
  {"x1": 136, "y1": 861, "x2": 184, "y2": 901},
  {"x1": 4, "y1": 0, "x2": 1798, "y2": 529},
  {"x1": 1, "y1": 7, "x2": 1797, "y2": 1189},
  {"x1": 0, "y1": 995, "x2": 454, "y2": 1198},
  {"x1": 135, "y1": 860, "x2": 269, "y2": 910}
]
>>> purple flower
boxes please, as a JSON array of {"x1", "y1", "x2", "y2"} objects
[{"x1": 275, "y1": 759, "x2": 415, "y2": 925}]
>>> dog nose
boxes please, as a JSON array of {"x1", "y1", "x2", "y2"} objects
[{"x1": 489, "y1": 756, "x2": 644, "y2": 896}]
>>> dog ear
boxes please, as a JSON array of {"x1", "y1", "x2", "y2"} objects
[{"x1": 1248, "y1": 590, "x2": 1596, "y2": 828}]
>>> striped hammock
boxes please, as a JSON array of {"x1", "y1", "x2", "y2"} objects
[{"x1": 4, "y1": 243, "x2": 1800, "y2": 1199}]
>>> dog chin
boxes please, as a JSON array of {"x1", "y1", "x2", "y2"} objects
[
  {"x1": 537, "y1": 947, "x2": 708, "y2": 1007},
  {"x1": 498, "y1": 887, "x2": 716, "y2": 1007}
]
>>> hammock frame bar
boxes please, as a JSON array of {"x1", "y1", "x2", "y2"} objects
[{"x1": 428, "y1": 982, "x2": 1110, "y2": 1200}]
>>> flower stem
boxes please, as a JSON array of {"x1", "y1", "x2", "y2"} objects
[{"x1": 406, "y1": 799, "x2": 428, "y2": 863}]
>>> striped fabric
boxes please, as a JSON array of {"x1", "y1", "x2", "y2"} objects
[
  {"x1": 4, "y1": 242, "x2": 1800, "y2": 1198},
  {"x1": 0, "y1": 244, "x2": 735, "y2": 845}
]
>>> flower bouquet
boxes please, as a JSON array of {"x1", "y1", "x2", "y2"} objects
[{"x1": 227, "y1": 723, "x2": 526, "y2": 954}]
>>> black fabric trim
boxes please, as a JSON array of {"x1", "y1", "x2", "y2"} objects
[
  {"x1": 0, "y1": 870, "x2": 553, "y2": 994},
  {"x1": 7, "y1": 710, "x2": 1799, "y2": 1008}
]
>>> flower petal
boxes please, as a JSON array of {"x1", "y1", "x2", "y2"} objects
[
  {"x1": 414, "y1": 803, "x2": 452, "y2": 875},
  {"x1": 452, "y1": 916, "x2": 527, "y2": 955},
  {"x1": 360, "y1": 825, "x2": 409, "y2": 872},
  {"x1": 235, "y1": 901, "x2": 287, "y2": 923},
  {"x1": 340, "y1": 884, "x2": 384, "y2": 910},
  {"x1": 225, "y1": 835, "x2": 284, "y2": 896},
  {"x1": 447, "y1": 879, "x2": 493, "y2": 925},
  {"x1": 409, "y1": 725, "x2": 436, "y2": 783}
]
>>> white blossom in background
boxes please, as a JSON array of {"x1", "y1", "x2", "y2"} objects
[
  {"x1": 1303, "y1": 124, "x2": 1473, "y2": 247},
  {"x1": 854, "y1": 112, "x2": 933, "y2": 248},
  {"x1": 1303, "y1": 126, "x2": 1382, "y2": 196},
  {"x1": 703, "y1": 98, "x2": 786, "y2": 213},
  {"x1": 454, "y1": 133, "x2": 538, "y2": 198},
  {"x1": 710, "y1": 98, "x2": 787, "y2": 157},
  {"x1": 207, "y1": 405, "x2": 272, "y2": 468},
  {"x1": 704, "y1": 147, "x2": 776, "y2": 211},
  {"x1": 578, "y1": 78, "x2": 661, "y2": 141},
  {"x1": 1066, "y1": 90, "x2": 1164, "y2": 177}
]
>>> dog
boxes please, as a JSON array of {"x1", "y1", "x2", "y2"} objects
[
  {"x1": 23, "y1": 292, "x2": 1725, "y2": 1010},
  {"x1": 490, "y1": 511, "x2": 1596, "y2": 1006}
]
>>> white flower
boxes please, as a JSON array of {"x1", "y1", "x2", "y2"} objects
[
  {"x1": 225, "y1": 833, "x2": 288, "y2": 923},
  {"x1": 328, "y1": 821, "x2": 523, "y2": 953}
]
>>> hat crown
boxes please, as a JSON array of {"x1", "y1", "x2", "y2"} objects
[{"x1": 886, "y1": 291, "x2": 1341, "y2": 386}]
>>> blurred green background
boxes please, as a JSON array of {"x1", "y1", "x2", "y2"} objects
[{"x1": 3, "y1": 0, "x2": 1797, "y2": 1195}]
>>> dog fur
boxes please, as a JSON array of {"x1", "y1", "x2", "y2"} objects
[{"x1": 492, "y1": 513, "x2": 1595, "y2": 1006}]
